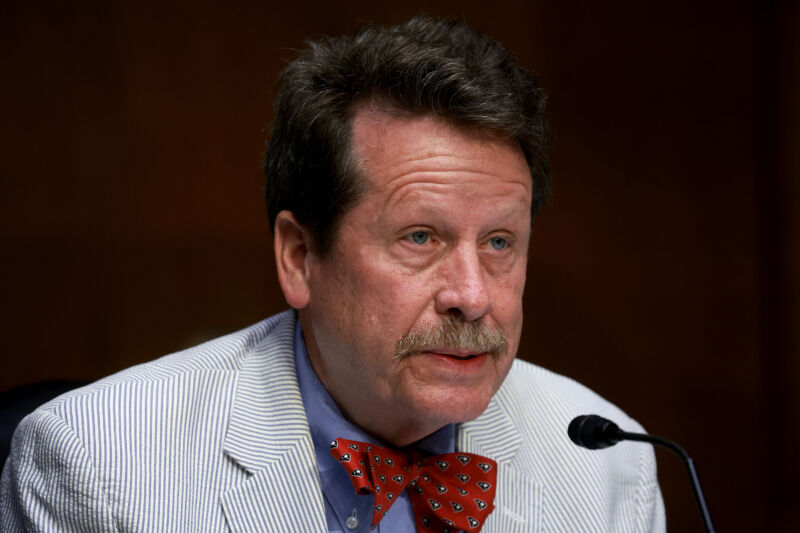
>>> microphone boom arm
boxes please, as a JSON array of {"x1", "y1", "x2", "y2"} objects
[
  {"x1": 616, "y1": 429, "x2": 714, "y2": 533},
  {"x1": 569, "y1": 415, "x2": 715, "y2": 533}
]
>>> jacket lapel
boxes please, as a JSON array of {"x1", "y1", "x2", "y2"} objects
[
  {"x1": 459, "y1": 380, "x2": 542, "y2": 533},
  {"x1": 220, "y1": 312, "x2": 327, "y2": 532}
]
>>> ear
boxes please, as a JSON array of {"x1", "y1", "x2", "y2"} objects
[{"x1": 273, "y1": 210, "x2": 313, "y2": 309}]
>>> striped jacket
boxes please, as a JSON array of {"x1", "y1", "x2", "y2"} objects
[{"x1": 1, "y1": 311, "x2": 665, "y2": 532}]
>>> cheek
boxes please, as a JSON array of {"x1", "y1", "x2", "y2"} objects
[
  {"x1": 323, "y1": 264, "x2": 411, "y2": 352},
  {"x1": 360, "y1": 262, "x2": 433, "y2": 321},
  {"x1": 492, "y1": 270, "x2": 527, "y2": 333}
]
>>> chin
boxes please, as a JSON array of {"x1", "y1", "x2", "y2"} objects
[{"x1": 411, "y1": 388, "x2": 495, "y2": 426}]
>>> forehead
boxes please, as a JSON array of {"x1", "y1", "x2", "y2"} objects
[{"x1": 349, "y1": 109, "x2": 532, "y2": 199}]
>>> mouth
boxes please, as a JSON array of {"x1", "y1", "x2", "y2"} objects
[
  {"x1": 407, "y1": 349, "x2": 495, "y2": 378},
  {"x1": 422, "y1": 348, "x2": 486, "y2": 360},
  {"x1": 418, "y1": 349, "x2": 495, "y2": 370}
]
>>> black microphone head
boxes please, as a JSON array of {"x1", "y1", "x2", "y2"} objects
[{"x1": 568, "y1": 414, "x2": 623, "y2": 450}]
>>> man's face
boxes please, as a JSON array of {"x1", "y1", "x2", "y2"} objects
[{"x1": 299, "y1": 110, "x2": 532, "y2": 446}]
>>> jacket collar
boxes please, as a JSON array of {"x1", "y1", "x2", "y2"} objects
[
  {"x1": 459, "y1": 388, "x2": 523, "y2": 463},
  {"x1": 220, "y1": 311, "x2": 327, "y2": 532},
  {"x1": 459, "y1": 363, "x2": 542, "y2": 533}
]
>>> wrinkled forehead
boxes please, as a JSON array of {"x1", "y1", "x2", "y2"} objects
[{"x1": 348, "y1": 106, "x2": 531, "y2": 196}]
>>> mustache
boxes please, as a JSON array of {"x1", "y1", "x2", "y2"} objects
[{"x1": 393, "y1": 316, "x2": 508, "y2": 361}]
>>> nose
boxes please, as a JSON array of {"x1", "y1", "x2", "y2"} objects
[{"x1": 434, "y1": 244, "x2": 494, "y2": 322}]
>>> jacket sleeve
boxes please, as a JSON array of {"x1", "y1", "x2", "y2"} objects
[{"x1": 0, "y1": 408, "x2": 120, "y2": 532}]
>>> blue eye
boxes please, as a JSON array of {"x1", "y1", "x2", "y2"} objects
[
  {"x1": 409, "y1": 231, "x2": 430, "y2": 245},
  {"x1": 488, "y1": 236, "x2": 508, "y2": 250}
]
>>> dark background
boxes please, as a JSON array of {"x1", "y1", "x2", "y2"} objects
[{"x1": 2, "y1": 1, "x2": 798, "y2": 531}]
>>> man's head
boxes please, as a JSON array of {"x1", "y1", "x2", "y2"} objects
[
  {"x1": 265, "y1": 15, "x2": 550, "y2": 256},
  {"x1": 267, "y1": 16, "x2": 550, "y2": 446}
]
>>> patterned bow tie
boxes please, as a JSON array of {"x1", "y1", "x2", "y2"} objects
[{"x1": 330, "y1": 438, "x2": 497, "y2": 532}]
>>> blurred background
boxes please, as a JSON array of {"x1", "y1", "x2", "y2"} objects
[{"x1": 1, "y1": 1, "x2": 797, "y2": 530}]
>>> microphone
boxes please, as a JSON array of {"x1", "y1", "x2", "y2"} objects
[{"x1": 568, "y1": 414, "x2": 715, "y2": 533}]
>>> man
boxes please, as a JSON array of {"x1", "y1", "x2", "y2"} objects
[{"x1": 1, "y1": 16, "x2": 665, "y2": 532}]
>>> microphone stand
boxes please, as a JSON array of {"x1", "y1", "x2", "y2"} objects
[
  {"x1": 569, "y1": 415, "x2": 715, "y2": 533},
  {"x1": 616, "y1": 429, "x2": 715, "y2": 533}
]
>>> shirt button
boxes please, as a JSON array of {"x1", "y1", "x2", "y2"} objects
[{"x1": 345, "y1": 509, "x2": 359, "y2": 530}]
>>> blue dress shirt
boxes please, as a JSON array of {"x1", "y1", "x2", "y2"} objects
[{"x1": 293, "y1": 322, "x2": 456, "y2": 533}]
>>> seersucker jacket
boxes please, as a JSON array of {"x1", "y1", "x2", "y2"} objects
[{"x1": 1, "y1": 311, "x2": 665, "y2": 532}]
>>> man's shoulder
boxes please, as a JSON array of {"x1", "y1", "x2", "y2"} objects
[
  {"x1": 476, "y1": 359, "x2": 665, "y2": 532},
  {"x1": 1, "y1": 311, "x2": 312, "y2": 532},
  {"x1": 30, "y1": 310, "x2": 296, "y2": 420},
  {"x1": 500, "y1": 358, "x2": 645, "y2": 433}
]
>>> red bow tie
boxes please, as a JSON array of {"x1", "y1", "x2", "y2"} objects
[{"x1": 330, "y1": 437, "x2": 497, "y2": 532}]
